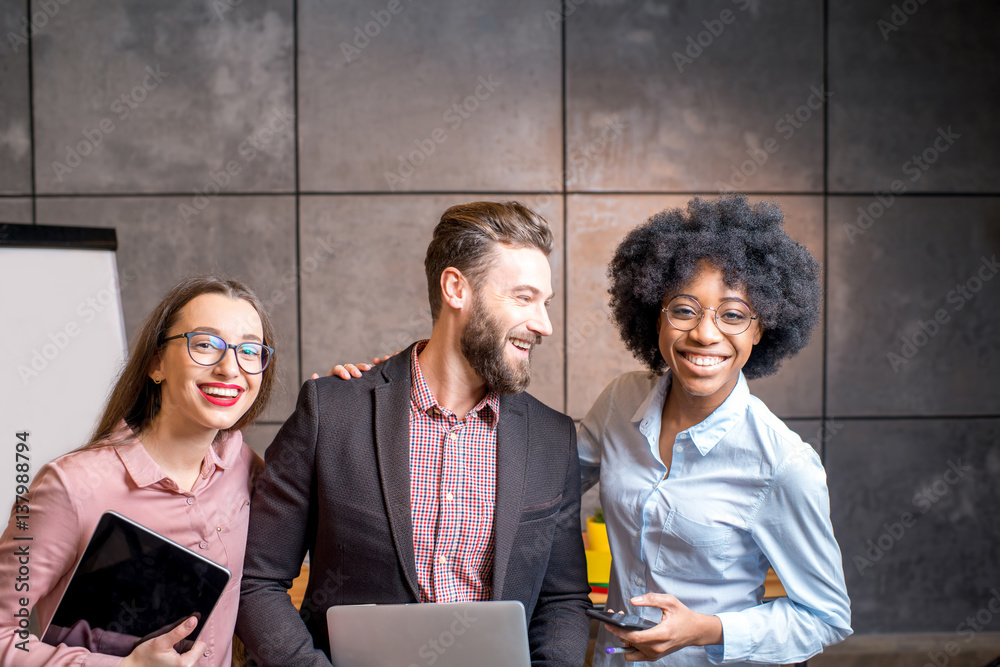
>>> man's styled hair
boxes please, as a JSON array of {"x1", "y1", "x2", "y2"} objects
[{"x1": 424, "y1": 201, "x2": 553, "y2": 321}]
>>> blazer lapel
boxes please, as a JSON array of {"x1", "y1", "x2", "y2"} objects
[
  {"x1": 374, "y1": 349, "x2": 420, "y2": 600},
  {"x1": 491, "y1": 393, "x2": 528, "y2": 600}
]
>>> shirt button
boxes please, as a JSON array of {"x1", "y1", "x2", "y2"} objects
[
  {"x1": 437, "y1": 555, "x2": 446, "y2": 565},
  {"x1": 634, "y1": 577, "x2": 643, "y2": 586},
  {"x1": 199, "y1": 541, "x2": 208, "y2": 549},
  {"x1": 450, "y1": 433, "x2": 458, "y2": 441},
  {"x1": 445, "y1": 492, "x2": 454, "y2": 501},
  {"x1": 186, "y1": 497, "x2": 195, "y2": 505},
  {"x1": 675, "y1": 445, "x2": 683, "y2": 453}
]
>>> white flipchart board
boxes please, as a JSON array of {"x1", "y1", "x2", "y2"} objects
[{"x1": 0, "y1": 224, "x2": 127, "y2": 513}]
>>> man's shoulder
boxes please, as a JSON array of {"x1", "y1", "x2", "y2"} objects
[
  {"x1": 312, "y1": 366, "x2": 390, "y2": 393},
  {"x1": 507, "y1": 391, "x2": 573, "y2": 428},
  {"x1": 309, "y1": 347, "x2": 414, "y2": 400}
]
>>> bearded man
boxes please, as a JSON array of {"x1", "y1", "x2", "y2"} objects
[{"x1": 237, "y1": 201, "x2": 591, "y2": 666}]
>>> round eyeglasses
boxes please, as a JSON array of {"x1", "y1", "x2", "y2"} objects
[
  {"x1": 161, "y1": 332, "x2": 274, "y2": 374},
  {"x1": 661, "y1": 295, "x2": 758, "y2": 335}
]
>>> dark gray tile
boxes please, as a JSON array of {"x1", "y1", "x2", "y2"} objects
[
  {"x1": 566, "y1": 1, "x2": 824, "y2": 192},
  {"x1": 566, "y1": 195, "x2": 824, "y2": 420},
  {"x1": 811, "y1": 632, "x2": 1000, "y2": 666},
  {"x1": 828, "y1": 1, "x2": 1000, "y2": 193},
  {"x1": 298, "y1": 0, "x2": 561, "y2": 192},
  {"x1": 0, "y1": 2, "x2": 32, "y2": 194},
  {"x1": 0, "y1": 198, "x2": 33, "y2": 223},
  {"x1": 827, "y1": 197, "x2": 1000, "y2": 417},
  {"x1": 745, "y1": 196, "x2": 824, "y2": 419},
  {"x1": 299, "y1": 195, "x2": 565, "y2": 412},
  {"x1": 827, "y1": 418, "x2": 1000, "y2": 633},
  {"x1": 32, "y1": 0, "x2": 294, "y2": 194},
  {"x1": 244, "y1": 421, "x2": 283, "y2": 458},
  {"x1": 783, "y1": 419, "x2": 825, "y2": 455},
  {"x1": 565, "y1": 195, "x2": 680, "y2": 419},
  {"x1": 35, "y1": 195, "x2": 299, "y2": 422}
]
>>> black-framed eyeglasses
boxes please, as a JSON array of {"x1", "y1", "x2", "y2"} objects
[
  {"x1": 661, "y1": 295, "x2": 758, "y2": 335},
  {"x1": 161, "y1": 332, "x2": 274, "y2": 374}
]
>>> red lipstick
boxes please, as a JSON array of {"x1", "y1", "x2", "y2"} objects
[{"x1": 198, "y1": 383, "x2": 243, "y2": 407}]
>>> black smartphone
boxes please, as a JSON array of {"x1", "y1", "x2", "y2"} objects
[{"x1": 586, "y1": 608, "x2": 658, "y2": 631}]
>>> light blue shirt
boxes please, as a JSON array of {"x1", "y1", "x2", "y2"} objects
[{"x1": 579, "y1": 371, "x2": 852, "y2": 665}]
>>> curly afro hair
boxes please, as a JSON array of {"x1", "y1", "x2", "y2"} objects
[{"x1": 607, "y1": 194, "x2": 821, "y2": 380}]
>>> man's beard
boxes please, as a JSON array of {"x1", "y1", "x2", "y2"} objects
[{"x1": 460, "y1": 293, "x2": 538, "y2": 395}]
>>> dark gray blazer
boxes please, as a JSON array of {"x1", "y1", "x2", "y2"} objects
[{"x1": 237, "y1": 344, "x2": 591, "y2": 666}]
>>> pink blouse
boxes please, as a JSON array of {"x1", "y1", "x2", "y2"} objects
[{"x1": 0, "y1": 424, "x2": 261, "y2": 666}]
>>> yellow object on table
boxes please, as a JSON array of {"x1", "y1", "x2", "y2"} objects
[{"x1": 585, "y1": 517, "x2": 612, "y2": 590}]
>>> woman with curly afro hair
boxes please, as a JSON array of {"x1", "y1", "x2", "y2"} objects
[{"x1": 580, "y1": 195, "x2": 852, "y2": 665}]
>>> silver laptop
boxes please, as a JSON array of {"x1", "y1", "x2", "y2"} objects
[{"x1": 327, "y1": 601, "x2": 531, "y2": 667}]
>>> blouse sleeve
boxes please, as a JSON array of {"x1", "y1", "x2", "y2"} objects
[
  {"x1": 706, "y1": 445, "x2": 853, "y2": 664},
  {"x1": 0, "y1": 463, "x2": 122, "y2": 667},
  {"x1": 578, "y1": 376, "x2": 620, "y2": 494}
]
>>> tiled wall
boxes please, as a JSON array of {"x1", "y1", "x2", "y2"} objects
[{"x1": 3, "y1": 0, "x2": 998, "y2": 637}]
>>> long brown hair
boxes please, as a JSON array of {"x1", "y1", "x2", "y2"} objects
[{"x1": 84, "y1": 275, "x2": 278, "y2": 449}]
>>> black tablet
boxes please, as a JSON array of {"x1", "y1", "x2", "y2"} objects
[{"x1": 40, "y1": 510, "x2": 231, "y2": 656}]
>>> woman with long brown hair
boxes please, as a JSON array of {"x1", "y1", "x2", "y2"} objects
[{"x1": 0, "y1": 275, "x2": 277, "y2": 666}]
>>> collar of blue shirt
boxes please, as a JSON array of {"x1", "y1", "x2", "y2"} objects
[{"x1": 629, "y1": 370, "x2": 750, "y2": 457}]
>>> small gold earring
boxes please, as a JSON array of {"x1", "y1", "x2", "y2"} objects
[{"x1": 153, "y1": 377, "x2": 162, "y2": 385}]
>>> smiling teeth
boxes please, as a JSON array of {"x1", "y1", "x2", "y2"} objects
[
  {"x1": 511, "y1": 339, "x2": 532, "y2": 351},
  {"x1": 683, "y1": 353, "x2": 725, "y2": 367},
  {"x1": 202, "y1": 386, "x2": 239, "y2": 398}
]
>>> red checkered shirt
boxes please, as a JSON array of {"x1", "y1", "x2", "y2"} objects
[{"x1": 409, "y1": 341, "x2": 499, "y2": 603}]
